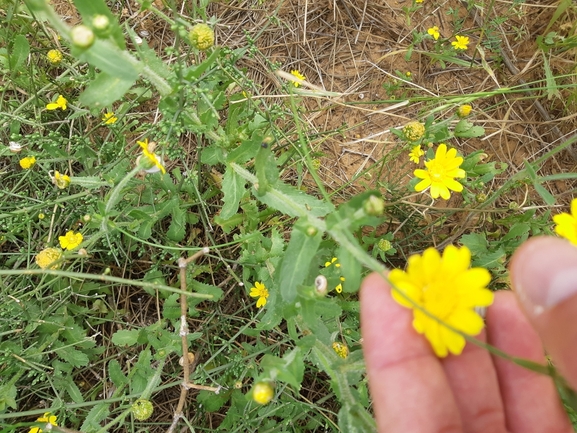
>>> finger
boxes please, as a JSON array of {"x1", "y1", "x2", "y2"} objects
[
  {"x1": 511, "y1": 236, "x2": 577, "y2": 389},
  {"x1": 360, "y1": 272, "x2": 462, "y2": 433},
  {"x1": 441, "y1": 328, "x2": 507, "y2": 433},
  {"x1": 486, "y1": 290, "x2": 572, "y2": 433}
]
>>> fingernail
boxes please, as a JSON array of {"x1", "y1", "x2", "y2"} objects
[{"x1": 512, "y1": 237, "x2": 577, "y2": 315}]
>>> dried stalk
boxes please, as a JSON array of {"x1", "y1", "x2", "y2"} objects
[{"x1": 166, "y1": 247, "x2": 211, "y2": 433}]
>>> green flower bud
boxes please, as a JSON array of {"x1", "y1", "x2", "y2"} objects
[
  {"x1": 71, "y1": 25, "x2": 95, "y2": 49},
  {"x1": 188, "y1": 23, "x2": 215, "y2": 50},
  {"x1": 131, "y1": 399, "x2": 153, "y2": 420},
  {"x1": 363, "y1": 195, "x2": 385, "y2": 216},
  {"x1": 92, "y1": 14, "x2": 110, "y2": 31},
  {"x1": 377, "y1": 238, "x2": 392, "y2": 252},
  {"x1": 475, "y1": 193, "x2": 487, "y2": 203},
  {"x1": 306, "y1": 226, "x2": 318, "y2": 237}
]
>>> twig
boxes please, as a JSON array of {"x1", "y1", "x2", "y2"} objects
[{"x1": 166, "y1": 247, "x2": 210, "y2": 433}]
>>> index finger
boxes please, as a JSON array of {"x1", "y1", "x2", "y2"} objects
[{"x1": 360, "y1": 272, "x2": 462, "y2": 432}]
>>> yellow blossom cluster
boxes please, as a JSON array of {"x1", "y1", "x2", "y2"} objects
[
  {"x1": 332, "y1": 341, "x2": 349, "y2": 359},
  {"x1": 29, "y1": 412, "x2": 58, "y2": 433},
  {"x1": 19, "y1": 156, "x2": 36, "y2": 169},
  {"x1": 35, "y1": 248, "x2": 63, "y2": 270},
  {"x1": 47, "y1": 49, "x2": 63, "y2": 64}
]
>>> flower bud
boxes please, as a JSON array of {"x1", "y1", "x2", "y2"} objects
[
  {"x1": 71, "y1": 25, "x2": 95, "y2": 49},
  {"x1": 252, "y1": 382, "x2": 274, "y2": 405},
  {"x1": 306, "y1": 226, "x2": 318, "y2": 237},
  {"x1": 457, "y1": 104, "x2": 472, "y2": 118},
  {"x1": 92, "y1": 14, "x2": 110, "y2": 31},
  {"x1": 402, "y1": 121, "x2": 425, "y2": 142},
  {"x1": 377, "y1": 238, "x2": 392, "y2": 252},
  {"x1": 332, "y1": 341, "x2": 349, "y2": 359},
  {"x1": 47, "y1": 49, "x2": 63, "y2": 65},
  {"x1": 188, "y1": 23, "x2": 215, "y2": 50},
  {"x1": 363, "y1": 195, "x2": 385, "y2": 216},
  {"x1": 131, "y1": 399, "x2": 153, "y2": 420}
]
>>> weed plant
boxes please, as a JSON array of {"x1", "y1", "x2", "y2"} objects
[{"x1": 1, "y1": 0, "x2": 577, "y2": 432}]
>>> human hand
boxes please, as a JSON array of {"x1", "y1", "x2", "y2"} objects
[{"x1": 361, "y1": 236, "x2": 577, "y2": 433}]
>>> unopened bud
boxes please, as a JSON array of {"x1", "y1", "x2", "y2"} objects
[
  {"x1": 131, "y1": 399, "x2": 153, "y2": 420},
  {"x1": 363, "y1": 195, "x2": 385, "y2": 216},
  {"x1": 188, "y1": 23, "x2": 215, "y2": 50},
  {"x1": 71, "y1": 25, "x2": 95, "y2": 48},
  {"x1": 92, "y1": 14, "x2": 110, "y2": 31}
]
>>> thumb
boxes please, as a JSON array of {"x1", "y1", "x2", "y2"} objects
[{"x1": 511, "y1": 236, "x2": 577, "y2": 389}]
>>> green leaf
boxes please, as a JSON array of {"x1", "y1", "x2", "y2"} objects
[
  {"x1": 220, "y1": 167, "x2": 246, "y2": 220},
  {"x1": 81, "y1": 403, "x2": 110, "y2": 433},
  {"x1": 460, "y1": 233, "x2": 488, "y2": 255},
  {"x1": 108, "y1": 359, "x2": 127, "y2": 388},
  {"x1": 111, "y1": 329, "x2": 140, "y2": 347},
  {"x1": 534, "y1": 182, "x2": 556, "y2": 205},
  {"x1": 254, "y1": 144, "x2": 279, "y2": 194},
  {"x1": 337, "y1": 244, "x2": 362, "y2": 293},
  {"x1": 197, "y1": 389, "x2": 230, "y2": 412},
  {"x1": 162, "y1": 293, "x2": 180, "y2": 320},
  {"x1": 454, "y1": 119, "x2": 485, "y2": 138},
  {"x1": 79, "y1": 72, "x2": 136, "y2": 108},
  {"x1": 56, "y1": 347, "x2": 89, "y2": 367},
  {"x1": 69, "y1": 175, "x2": 111, "y2": 189},
  {"x1": 189, "y1": 280, "x2": 223, "y2": 301},
  {"x1": 10, "y1": 35, "x2": 29, "y2": 72},
  {"x1": 167, "y1": 205, "x2": 186, "y2": 242},
  {"x1": 0, "y1": 384, "x2": 17, "y2": 412},
  {"x1": 542, "y1": 52, "x2": 561, "y2": 100},
  {"x1": 472, "y1": 248, "x2": 506, "y2": 269},
  {"x1": 258, "y1": 182, "x2": 334, "y2": 218},
  {"x1": 260, "y1": 347, "x2": 304, "y2": 390},
  {"x1": 76, "y1": 39, "x2": 140, "y2": 80},
  {"x1": 278, "y1": 219, "x2": 323, "y2": 302}
]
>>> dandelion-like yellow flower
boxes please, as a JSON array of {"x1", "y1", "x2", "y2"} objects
[
  {"x1": 59, "y1": 230, "x2": 83, "y2": 250},
  {"x1": 52, "y1": 171, "x2": 71, "y2": 189},
  {"x1": 403, "y1": 121, "x2": 425, "y2": 142},
  {"x1": 252, "y1": 382, "x2": 274, "y2": 405},
  {"x1": 249, "y1": 281, "x2": 269, "y2": 308},
  {"x1": 188, "y1": 23, "x2": 215, "y2": 50},
  {"x1": 35, "y1": 248, "x2": 63, "y2": 270},
  {"x1": 102, "y1": 112, "x2": 117, "y2": 125},
  {"x1": 389, "y1": 245, "x2": 494, "y2": 357},
  {"x1": 457, "y1": 104, "x2": 472, "y2": 118},
  {"x1": 324, "y1": 257, "x2": 341, "y2": 268},
  {"x1": 46, "y1": 95, "x2": 67, "y2": 111},
  {"x1": 47, "y1": 49, "x2": 63, "y2": 65},
  {"x1": 19, "y1": 156, "x2": 36, "y2": 169},
  {"x1": 553, "y1": 198, "x2": 577, "y2": 246},
  {"x1": 452, "y1": 35, "x2": 469, "y2": 50},
  {"x1": 29, "y1": 412, "x2": 58, "y2": 433},
  {"x1": 427, "y1": 26, "x2": 440, "y2": 40},
  {"x1": 414, "y1": 143, "x2": 466, "y2": 200},
  {"x1": 332, "y1": 342, "x2": 349, "y2": 359},
  {"x1": 409, "y1": 145, "x2": 424, "y2": 164},
  {"x1": 290, "y1": 70, "x2": 306, "y2": 87},
  {"x1": 137, "y1": 139, "x2": 166, "y2": 174}
]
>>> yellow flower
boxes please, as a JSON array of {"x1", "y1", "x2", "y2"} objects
[
  {"x1": 252, "y1": 382, "x2": 274, "y2": 405},
  {"x1": 332, "y1": 342, "x2": 349, "y2": 359},
  {"x1": 52, "y1": 171, "x2": 71, "y2": 189},
  {"x1": 414, "y1": 143, "x2": 466, "y2": 200},
  {"x1": 249, "y1": 281, "x2": 269, "y2": 308},
  {"x1": 59, "y1": 230, "x2": 83, "y2": 250},
  {"x1": 29, "y1": 412, "x2": 58, "y2": 433},
  {"x1": 415, "y1": 0, "x2": 423, "y2": 3},
  {"x1": 427, "y1": 26, "x2": 440, "y2": 40},
  {"x1": 290, "y1": 70, "x2": 306, "y2": 87},
  {"x1": 335, "y1": 276, "x2": 345, "y2": 293},
  {"x1": 46, "y1": 95, "x2": 67, "y2": 111},
  {"x1": 102, "y1": 112, "x2": 117, "y2": 124},
  {"x1": 19, "y1": 156, "x2": 36, "y2": 169},
  {"x1": 403, "y1": 121, "x2": 425, "y2": 142},
  {"x1": 452, "y1": 35, "x2": 469, "y2": 50},
  {"x1": 137, "y1": 139, "x2": 166, "y2": 174},
  {"x1": 324, "y1": 257, "x2": 340, "y2": 268},
  {"x1": 47, "y1": 49, "x2": 63, "y2": 64},
  {"x1": 389, "y1": 245, "x2": 493, "y2": 358},
  {"x1": 457, "y1": 104, "x2": 472, "y2": 118},
  {"x1": 35, "y1": 248, "x2": 63, "y2": 270},
  {"x1": 553, "y1": 198, "x2": 577, "y2": 246},
  {"x1": 409, "y1": 145, "x2": 424, "y2": 164}
]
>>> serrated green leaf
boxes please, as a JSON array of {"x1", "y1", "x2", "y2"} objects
[
  {"x1": 76, "y1": 39, "x2": 140, "y2": 80},
  {"x1": 10, "y1": 35, "x2": 29, "y2": 72},
  {"x1": 111, "y1": 329, "x2": 140, "y2": 347},
  {"x1": 278, "y1": 220, "x2": 323, "y2": 302},
  {"x1": 79, "y1": 72, "x2": 136, "y2": 108},
  {"x1": 56, "y1": 347, "x2": 89, "y2": 367},
  {"x1": 167, "y1": 205, "x2": 186, "y2": 242},
  {"x1": 220, "y1": 168, "x2": 246, "y2": 220},
  {"x1": 108, "y1": 359, "x2": 127, "y2": 388},
  {"x1": 472, "y1": 248, "x2": 506, "y2": 269},
  {"x1": 162, "y1": 293, "x2": 180, "y2": 320},
  {"x1": 81, "y1": 403, "x2": 110, "y2": 433},
  {"x1": 460, "y1": 233, "x2": 488, "y2": 255},
  {"x1": 258, "y1": 182, "x2": 334, "y2": 218},
  {"x1": 189, "y1": 280, "x2": 223, "y2": 301},
  {"x1": 454, "y1": 119, "x2": 485, "y2": 138},
  {"x1": 0, "y1": 384, "x2": 17, "y2": 411}
]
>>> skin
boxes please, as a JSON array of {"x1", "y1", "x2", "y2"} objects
[{"x1": 361, "y1": 236, "x2": 577, "y2": 433}]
